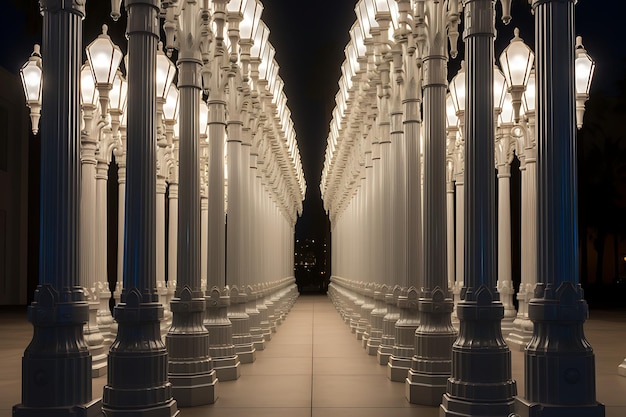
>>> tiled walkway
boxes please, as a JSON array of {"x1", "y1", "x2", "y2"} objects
[{"x1": 2, "y1": 294, "x2": 626, "y2": 417}]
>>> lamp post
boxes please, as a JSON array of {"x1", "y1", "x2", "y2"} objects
[
  {"x1": 19, "y1": 44, "x2": 42, "y2": 135},
  {"x1": 448, "y1": 62, "x2": 465, "y2": 328},
  {"x1": 160, "y1": 0, "x2": 219, "y2": 405},
  {"x1": 78, "y1": 59, "x2": 109, "y2": 379},
  {"x1": 225, "y1": 0, "x2": 257, "y2": 365},
  {"x1": 406, "y1": 0, "x2": 458, "y2": 405},
  {"x1": 514, "y1": 0, "x2": 604, "y2": 414},
  {"x1": 440, "y1": 0, "x2": 517, "y2": 415},
  {"x1": 204, "y1": 0, "x2": 242, "y2": 382},
  {"x1": 102, "y1": 0, "x2": 179, "y2": 414},
  {"x1": 155, "y1": 43, "x2": 177, "y2": 336},
  {"x1": 495, "y1": 92, "x2": 517, "y2": 335},
  {"x1": 506, "y1": 69, "x2": 538, "y2": 350},
  {"x1": 13, "y1": 0, "x2": 101, "y2": 415}
]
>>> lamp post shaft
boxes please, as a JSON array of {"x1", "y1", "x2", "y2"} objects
[
  {"x1": 164, "y1": 3, "x2": 218, "y2": 401},
  {"x1": 14, "y1": 2, "x2": 101, "y2": 415},
  {"x1": 515, "y1": 0, "x2": 605, "y2": 414},
  {"x1": 103, "y1": 0, "x2": 179, "y2": 415},
  {"x1": 406, "y1": 4, "x2": 456, "y2": 402},
  {"x1": 441, "y1": 1, "x2": 516, "y2": 415}
]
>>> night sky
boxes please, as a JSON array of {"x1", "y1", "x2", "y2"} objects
[{"x1": 2, "y1": 0, "x2": 626, "y2": 244}]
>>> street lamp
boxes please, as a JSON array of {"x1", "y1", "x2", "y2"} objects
[
  {"x1": 86, "y1": 24, "x2": 123, "y2": 120},
  {"x1": 20, "y1": 44, "x2": 43, "y2": 135},
  {"x1": 499, "y1": 28, "x2": 534, "y2": 124},
  {"x1": 574, "y1": 35, "x2": 595, "y2": 129}
]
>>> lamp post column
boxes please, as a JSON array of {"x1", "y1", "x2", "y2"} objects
[
  {"x1": 407, "y1": 1, "x2": 456, "y2": 405},
  {"x1": 80, "y1": 120, "x2": 108, "y2": 378},
  {"x1": 451, "y1": 140, "x2": 464, "y2": 326},
  {"x1": 495, "y1": 132, "x2": 516, "y2": 334},
  {"x1": 227, "y1": 87, "x2": 256, "y2": 363},
  {"x1": 164, "y1": 0, "x2": 218, "y2": 406},
  {"x1": 514, "y1": 0, "x2": 604, "y2": 415},
  {"x1": 13, "y1": 1, "x2": 101, "y2": 414},
  {"x1": 441, "y1": 0, "x2": 516, "y2": 415},
  {"x1": 102, "y1": 0, "x2": 179, "y2": 415},
  {"x1": 388, "y1": 6, "x2": 421, "y2": 377},
  {"x1": 168, "y1": 182, "x2": 179, "y2": 288}
]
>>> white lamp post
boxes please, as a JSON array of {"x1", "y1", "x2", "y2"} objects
[
  {"x1": 574, "y1": 36, "x2": 595, "y2": 129},
  {"x1": 20, "y1": 45, "x2": 43, "y2": 135},
  {"x1": 86, "y1": 24, "x2": 123, "y2": 120},
  {"x1": 499, "y1": 28, "x2": 534, "y2": 124}
]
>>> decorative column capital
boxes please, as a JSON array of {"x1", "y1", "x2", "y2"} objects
[{"x1": 39, "y1": 0, "x2": 85, "y2": 15}]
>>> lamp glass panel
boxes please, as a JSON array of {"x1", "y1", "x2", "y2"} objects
[
  {"x1": 499, "y1": 93, "x2": 515, "y2": 125},
  {"x1": 163, "y1": 85, "x2": 179, "y2": 121},
  {"x1": 251, "y1": 21, "x2": 269, "y2": 59},
  {"x1": 110, "y1": 72, "x2": 128, "y2": 111},
  {"x1": 240, "y1": 0, "x2": 262, "y2": 41},
  {"x1": 449, "y1": 69, "x2": 465, "y2": 112},
  {"x1": 494, "y1": 68, "x2": 507, "y2": 110},
  {"x1": 156, "y1": 50, "x2": 176, "y2": 100},
  {"x1": 575, "y1": 54, "x2": 595, "y2": 95},
  {"x1": 350, "y1": 23, "x2": 367, "y2": 58},
  {"x1": 445, "y1": 94, "x2": 458, "y2": 128},
  {"x1": 226, "y1": 0, "x2": 246, "y2": 14},
  {"x1": 20, "y1": 60, "x2": 42, "y2": 102},
  {"x1": 80, "y1": 64, "x2": 99, "y2": 106},
  {"x1": 199, "y1": 99, "x2": 209, "y2": 136},
  {"x1": 522, "y1": 70, "x2": 536, "y2": 113}
]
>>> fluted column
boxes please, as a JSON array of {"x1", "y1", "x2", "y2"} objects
[
  {"x1": 200, "y1": 193, "x2": 207, "y2": 283},
  {"x1": 164, "y1": 0, "x2": 218, "y2": 405},
  {"x1": 102, "y1": 0, "x2": 179, "y2": 414},
  {"x1": 168, "y1": 183, "x2": 178, "y2": 286},
  {"x1": 227, "y1": 108, "x2": 256, "y2": 364},
  {"x1": 204, "y1": 8, "x2": 240, "y2": 377},
  {"x1": 495, "y1": 134, "x2": 516, "y2": 334},
  {"x1": 451, "y1": 143, "x2": 464, "y2": 325},
  {"x1": 407, "y1": 2, "x2": 456, "y2": 403},
  {"x1": 506, "y1": 134, "x2": 536, "y2": 349},
  {"x1": 156, "y1": 173, "x2": 170, "y2": 334},
  {"x1": 388, "y1": 36, "x2": 421, "y2": 378},
  {"x1": 441, "y1": 0, "x2": 516, "y2": 415},
  {"x1": 13, "y1": 2, "x2": 100, "y2": 414},
  {"x1": 80, "y1": 122, "x2": 108, "y2": 378},
  {"x1": 515, "y1": 0, "x2": 604, "y2": 415}
]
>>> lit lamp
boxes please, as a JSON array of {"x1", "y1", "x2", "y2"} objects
[
  {"x1": 109, "y1": 70, "x2": 128, "y2": 136},
  {"x1": 199, "y1": 98, "x2": 209, "y2": 142},
  {"x1": 20, "y1": 44, "x2": 43, "y2": 135},
  {"x1": 80, "y1": 61, "x2": 99, "y2": 134},
  {"x1": 162, "y1": 85, "x2": 179, "y2": 146},
  {"x1": 494, "y1": 65, "x2": 507, "y2": 117},
  {"x1": 574, "y1": 35, "x2": 595, "y2": 129},
  {"x1": 156, "y1": 42, "x2": 176, "y2": 146},
  {"x1": 156, "y1": 42, "x2": 177, "y2": 102},
  {"x1": 449, "y1": 60, "x2": 466, "y2": 127},
  {"x1": 226, "y1": 0, "x2": 250, "y2": 63},
  {"x1": 86, "y1": 24, "x2": 123, "y2": 120},
  {"x1": 499, "y1": 28, "x2": 534, "y2": 123},
  {"x1": 238, "y1": 0, "x2": 263, "y2": 79},
  {"x1": 522, "y1": 69, "x2": 536, "y2": 117}
]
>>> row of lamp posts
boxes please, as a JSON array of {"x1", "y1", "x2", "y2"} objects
[
  {"x1": 323, "y1": 0, "x2": 606, "y2": 416},
  {"x1": 15, "y1": 0, "x2": 304, "y2": 415}
]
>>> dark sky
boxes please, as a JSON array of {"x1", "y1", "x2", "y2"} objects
[{"x1": 2, "y1": 0, "x2": 626, "y2": 242}]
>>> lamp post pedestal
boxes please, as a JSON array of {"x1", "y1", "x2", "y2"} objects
[
  {"x1": 389, "y1": 289, "x2": 419, "y2": 382},
  {"x1": 377, "y1": 287, "x2": 400, "y2": 365},
  {"x1": 205, "y1": 287, "x2": 241, "y2": 381},
  {"x1": 229, "y1": 288, "x2": 256, "y2": 364}
]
